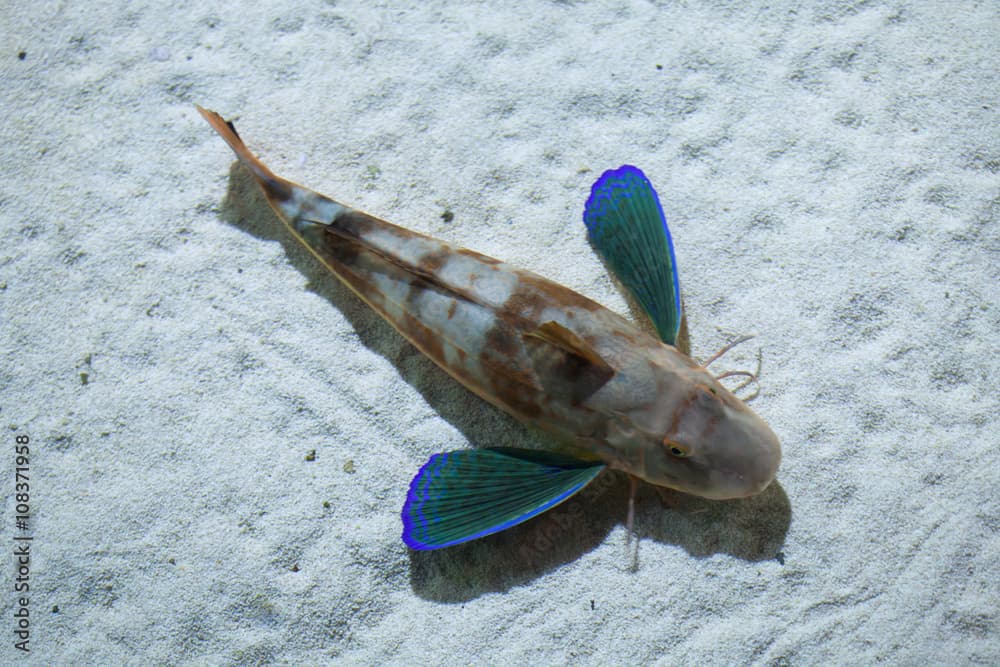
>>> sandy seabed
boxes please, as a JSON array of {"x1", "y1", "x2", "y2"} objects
[{"x1": 2, "y1": 1, "x2": 998, "y2": 665}]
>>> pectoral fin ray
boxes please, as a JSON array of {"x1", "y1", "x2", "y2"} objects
[
  {"x1": 583, "y1": 165, "x2": 683, "y2": 346},
  {"x1": 402, "y1": 448, "x2": 606, "y2": 550}
]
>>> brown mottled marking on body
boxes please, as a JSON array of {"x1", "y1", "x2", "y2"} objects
[
  {"x1": 481, "y1": 321, "x2": 543, "y2": 420},
  {"x1": 506, "y1": 272, "x2": 604, "y2": 321},
  {"x1": 319, "y1": 229, "x2": 364, "y2": 276},
  {"x1": 447, "y1": 301, "x2": 457, "y2": 319},
  {"x1": 330, "y1": 210, "x2": 381, "y2": 243},
  {"x1": 481, "y1": 320, "x2": 525, "y2": 374},
  {"x1": 609, "y1": 325, "x2": 643, "y2": 348},
  {"x1": 345, "y1": 209, "x2": 425, "y2": 242},
  {"x1": 457, "y1": 247, "x2": 502, "y2": 265},
  {"x1": 325, "y1": 219, "x2": 494, "y2": 316},
  {"x1": 260, "y1": 176, "x2": 294, "y2": 202},
  {"x1": 402, "y1": 308, "x2": 445, "y2": 367},
  {"x1": 417, "y1": 248, "x2": 450, "y2": 275}
]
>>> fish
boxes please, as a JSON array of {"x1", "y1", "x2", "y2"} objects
[{"x1": 197, "y1": 106, "x2": 781, "y2": 550}]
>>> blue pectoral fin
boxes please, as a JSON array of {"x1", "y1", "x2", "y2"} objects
[
  {"x1": 401, "y1": 448, "x2": 606, "y2": 550},
  {"x1": 583, "y1": 165, "x2": 683, "y2": 346}
]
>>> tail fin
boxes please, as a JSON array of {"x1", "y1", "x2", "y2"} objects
[{"x1": 196, "y1": 105, "x2": 293, "y2": 202}]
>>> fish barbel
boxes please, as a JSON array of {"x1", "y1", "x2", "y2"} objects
[{"x1": 197, "y1": 106, "x2": 781, "y2": 550}]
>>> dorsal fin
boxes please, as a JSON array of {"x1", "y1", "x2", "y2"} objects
[
  {"x1": 525, "y1": 321, "x2": 609, "y2": 369},
  {"x1": 523, "y1": 321, "x2": 615, "y2": 405}
]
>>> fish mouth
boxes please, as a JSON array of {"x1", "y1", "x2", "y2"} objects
[{"x1": 703, "y1": 467, "x2": 774, "y2": 500}]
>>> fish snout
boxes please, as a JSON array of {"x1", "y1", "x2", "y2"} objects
[{"x1": 705, "y1": 415, "x2": 781, "y2": 499}]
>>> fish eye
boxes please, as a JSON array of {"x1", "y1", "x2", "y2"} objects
[{"x1": 664, "y1": 440, "x2": 690, "y2": 458}]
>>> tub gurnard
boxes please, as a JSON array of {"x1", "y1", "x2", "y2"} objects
[{"x1": 198, "y1": 106, "x2": 781, "y2": 550}]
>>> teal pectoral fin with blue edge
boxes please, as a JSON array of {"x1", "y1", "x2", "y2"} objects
[
  {"x1": 401, "y1": 448, "x2": 606, "y2": 550},
  {"x1": 583, "y1": 165, "x2": 683, "y2": 346}
]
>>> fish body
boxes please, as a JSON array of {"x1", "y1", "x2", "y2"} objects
[{"x1": 198, "y1": 107, "x2": 781, "y2": 549}]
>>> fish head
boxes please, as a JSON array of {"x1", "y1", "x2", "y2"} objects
[{"x1": 608, "y1": 367, "x2": 781, "y2": 500}]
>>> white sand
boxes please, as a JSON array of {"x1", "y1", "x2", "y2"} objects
[{"x1": 2, "y1": 1, "x2": 998, "y2": 664}]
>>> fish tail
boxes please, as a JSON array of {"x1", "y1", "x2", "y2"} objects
[
  {"x1": 196, "y1": 105, "x2": 296, "y2": 206},
  {"x1": 197, "y1": 105, "x2": 406, "y2": 320}
]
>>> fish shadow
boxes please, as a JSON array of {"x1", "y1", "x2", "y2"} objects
[
  {"x1": 408, "y1": 476, "x2": 790, "y2": 602},
  {"x1": 218, "y1": 164, "x2": 791, "y2": 602}
]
